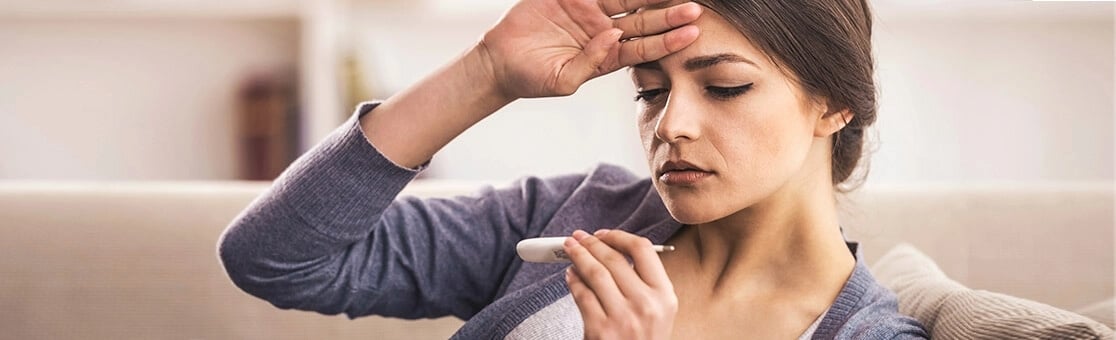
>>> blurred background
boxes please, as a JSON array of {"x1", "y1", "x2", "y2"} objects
[
  {"x1": 0, "y1": 0, "x2": 1111, "y2": 184},
  {"x1": 0, "y1": 1, "x2": 1113, "y2": 339}
]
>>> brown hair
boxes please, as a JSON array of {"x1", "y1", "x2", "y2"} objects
[{"x1": 693, "y1": 0, "x2": 877, "y2": 190}]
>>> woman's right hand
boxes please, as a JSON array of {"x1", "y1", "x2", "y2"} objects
[{"x1": 479, "y1": 0, "x2": 702, "y2": 99}]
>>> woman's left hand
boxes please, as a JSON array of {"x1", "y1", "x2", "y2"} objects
[{"x1": 563, "y1": 229, "x2": 677, "y2": 340}]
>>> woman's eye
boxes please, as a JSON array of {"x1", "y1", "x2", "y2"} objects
[
  {"x1": 634, "y1": 89, "x2": 667, "y2": 103},
  {"x1": 707, "y1": 84, "x2": 753, "y2": 99}
]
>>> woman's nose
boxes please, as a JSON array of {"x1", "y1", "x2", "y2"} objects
[{"x1": 654, "y1": 95, "x2": 702, "y2": 143}]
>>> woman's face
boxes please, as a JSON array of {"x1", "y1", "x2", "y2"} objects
[{"x1": 631, "y1": 7, "x2": 833, "y2": 225}]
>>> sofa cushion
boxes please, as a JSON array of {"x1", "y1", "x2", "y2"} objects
[
  {"x1": 1076, "y1": 298, "x2": 1116, "y2": 330},
  {"x1": 872, "y1": 243, "x2": 1115, "y2": 339}
]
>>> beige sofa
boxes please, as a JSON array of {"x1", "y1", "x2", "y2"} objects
[{"x1": 0, "y1": 180, "x2": 1111, "y2": 339}]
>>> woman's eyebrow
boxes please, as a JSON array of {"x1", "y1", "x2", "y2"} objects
[
  {"x1": 684, "y1": 53, "x2": 758, "y2": 71},
  {"x1": 632, "y1": 61, "x2": 662, "y2": 71},
  {"x1": 631, "y1": 53, "x2": 759, "y2": 72}
]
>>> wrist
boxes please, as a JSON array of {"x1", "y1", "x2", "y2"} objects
[{"x1": 465, "y1": 40, "x2": 516, "y2": 107}]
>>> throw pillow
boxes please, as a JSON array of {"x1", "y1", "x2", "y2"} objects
[{"x1": 872, "y1": 243, "x2": 1115, "y2": 340}]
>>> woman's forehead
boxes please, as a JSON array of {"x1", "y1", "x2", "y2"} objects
[{"x1": 661, "y1": 6, "x2": 770, "y2": 71}]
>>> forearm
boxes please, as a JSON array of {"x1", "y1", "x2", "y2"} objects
[{"x1": 360, "y1": 44, "x2": 513, "y2": 169}]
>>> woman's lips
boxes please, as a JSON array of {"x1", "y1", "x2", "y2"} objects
[{"x1": 659, "y1": 170, "x2": 714, "y2": 186}]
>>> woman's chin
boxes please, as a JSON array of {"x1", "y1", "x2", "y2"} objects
[{"x1": 663, "y1": 201, "x2": 722, "y2": 225}]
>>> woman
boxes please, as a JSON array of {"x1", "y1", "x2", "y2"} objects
[{"x1": 218, "y1": 0, "x2": 928, "y2": 338}]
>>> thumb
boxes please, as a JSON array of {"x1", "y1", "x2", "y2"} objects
[{"x1": 558, "y1": 28, "x2": 623, "y2": 94}]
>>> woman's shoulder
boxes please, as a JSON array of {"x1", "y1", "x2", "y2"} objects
[
  {"x1": 498, "y1": 162, "x2": 669, "y2": 234},
  {"x1": 819, "y1": 260, "x2": 929, "y2": 339},
  {"x1": 840, "y1": 293, "x2": 928, "y2": 339},
  {"x1": 567, "y1": 162, "x2": 657, "y2": 203},
  {"x1": 582, "y1": 162, "x2": 649, "y2": 185},
  {"x1": 503, "y1": 162, "x2": 652, "y2": 198}
]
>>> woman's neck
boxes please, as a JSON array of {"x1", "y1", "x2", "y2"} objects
[{"x1": 677, "y1": 169, "x2": 855, "y2": 300}]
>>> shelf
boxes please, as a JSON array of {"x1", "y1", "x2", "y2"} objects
[
  {"x1": 348, "y1": 0, "x2": 1113, "y2": 23},
  {"x1": 872, "y1": 0, "x2": 1113, "y2": 23},
  {"x1": 4, "y1": 0, "x2": 1106, "y2": 22},
  {"x1": 0, "y1": 0, "x2": 301, "y2": 19}
]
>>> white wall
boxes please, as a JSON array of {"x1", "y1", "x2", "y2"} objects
[
  {"x1": 349, "y1": 1, "x2": 1114, "y2": 185},
  {"x1": 0, "y1": 1, "x2": 1111, "y2": 184},
  {"x1": 0, "y1": 17, "x2": 298, "y2": 180},
  {"x1": 870, "y1": 16, "x2": 1114, "y2": 184}
]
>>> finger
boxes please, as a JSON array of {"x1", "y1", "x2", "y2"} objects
[
  {"x1": 595, "y1": 229, "x2": 673, "y2": 289},
  {"x1": 564, "y1": 233, "x2": 627, "y2": 315},
  {"x1": 613, "y1": 2, "x2": 702, "y2": 40},
  {"x1": 558, "y1": 28, "x2": 623, "y2": 94},
  {"x1": 566, "y1": 267, "x2": 607, "y2": 321},
  {"x1": 615, "y1": 25, "x2": 699, "y2": 68},
  {"x1": 573, "y1": 230, "x2": 650, "y2": 298},
  {"x1": 599, "y1": 0, "x2": 672, "y2": 17}
]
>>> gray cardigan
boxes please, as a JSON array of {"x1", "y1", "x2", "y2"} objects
[{"x1": 218, "y1": 102, "x2": 928, "y2": 339}]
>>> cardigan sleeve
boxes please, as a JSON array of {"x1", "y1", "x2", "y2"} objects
[{"x1": 218, "y1": 102, "x2": 587, "y2": 320}]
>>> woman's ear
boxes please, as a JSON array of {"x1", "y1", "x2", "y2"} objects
[{"x1": 814, "y1": 107, "x2": 853, "y2": 138}]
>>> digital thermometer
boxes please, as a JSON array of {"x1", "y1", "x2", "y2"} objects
[{"x1": 515, "y1": 236, "x2": 676, "y2": 263}]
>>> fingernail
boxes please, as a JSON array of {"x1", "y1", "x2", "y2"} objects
[
  {"x1": 572, "y1": 230, "x2": 589, "y2": 241},
  {"x1": 680, "y1": 2, "x2": 700, "y2": 14},
  {"x1": 594, "y1": 229, "x2": 611, "y2": 236},
  {"x1": 564, "y1": 236, "x2": 577, "y2": 247}
]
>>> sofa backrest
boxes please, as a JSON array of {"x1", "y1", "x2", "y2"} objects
[
  {"x1": 0, "y1": 181, "x2": 465, "y2": 339},
  {"x1": 0, "y1": 180, "x2": 1110, "y2": 339},
  {"x1": 839, "y1": 183, "x2": 1113, "y2": 313}
]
